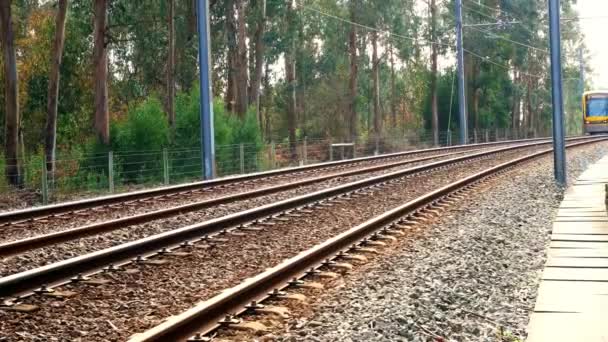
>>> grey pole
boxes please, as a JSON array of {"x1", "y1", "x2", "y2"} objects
[
  {"x1": 196, "y1": 0, "x2": 215, "y2": 179},
  {"x1": 548, "y1": 0, "x2": 566, "y2": 185},
  {"x1": 579, "y1": 47, "x2": 585, "y2": 136},
  {"x1": 579, "y1": 47, "x2": 585, "y2": 96},
  {"x1": 455, "y1": 0, "x2": 468, "y2": 145}
]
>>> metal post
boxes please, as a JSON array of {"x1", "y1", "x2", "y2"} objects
[
  {"x1": 270, "y1": 142, "x2": 276, "y2": 169},
  {"x1": 549, "y1": 0, "x2": 567, "y2": 185},
  {"x1": 578, "y1": 47, "x2": 585, "y2": 136},
  {"x1": 239, "y1": 143, "x2": 245, "y2": 174},
  {"x1": 196, "y1": 0, "x2": 215, "y2": 179},
  {"x1": 329, "y1": 143, "x2": 333, "y2": 161},
  {"x1": 455, "y1": 0, "x2": 468, "y2": 145},
  {"x1": 108, "y1": 151, "x2": 114, "y2": 193},
  {"x1": 41, "y1": 160, "x2": 48, "y2": 205},
  {"x1": 303, "y1": 137, "x2": 308, "y2": 165},
  {"x1": 163, "y1": 148, "x2": 169, "y2": 185},
  {"x1": 374, "y1": 139, "x2": 379, "y2": 156},
  {"x1": 352, "y1": 142, "x2": 356, "y2": 158}
]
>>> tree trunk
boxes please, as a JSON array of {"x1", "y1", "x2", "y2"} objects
[
  {"x1": 0, "y1": 1, "x2": 21, "y2": 185},
  {"x1": 347, "y1": 3, "x2": 358, "y2": 142},
  {"x1": 285, "y1": 3, "x2": 297, "y2": 160},
  {"x1": 45, "y1": 0, "x2": 68, "y2": 174},
  {"x1": 429, "y1": 0, "x2": 439, "y2": 146},
  {"x1": 248, "y1": 0, "x2": 266, "y2": 107},
  {"x1": 167, "y1": 0, "x2": 176, "y2": 128},
  {"x1": 224, "y1": 0, "x2": 237, "y2": 112},
  {"x1": 234, "y1": 0, "x2": 248, "y2": 117},
  {"x1": 371, "y1": 31, "x2": 381, "y2": 145},
  {"x1": 262, "y1": 60, "x2": 271, "y2": 140},
  {"x1": 93, "y1": 0, "x2": 109, "y2": 145},
  {"x1": 473, "y1": 88, "x2": 481, "y2": 134},
  {"x1": 389, "y1": 43, "x2": 397, "y2": 127},
  {"x1": 511, "y1": 70, "x2": 520, "y2": 130},
  {"x1": 526, "y1": 77, "x2": 534, "y2": 137}
]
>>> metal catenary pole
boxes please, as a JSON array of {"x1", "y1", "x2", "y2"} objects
[
  {"x1": 548, "y1": 0, "x2": 567, "y2": 185},
  {"x1": 579, "y1": 47, "x2": 585, "y2": 135},
  {"x1": 455, "y1": 0, "x2": 468, "y2": 145},
  {"x1": 196, "y1": 0, "x2": 215, "y2": 179}
]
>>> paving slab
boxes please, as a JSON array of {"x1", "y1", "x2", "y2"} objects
[{"x1": 527, "y1": 155, "x2": 608, "y2": 341}]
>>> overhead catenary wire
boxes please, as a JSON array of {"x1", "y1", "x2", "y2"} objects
[
  {"x1": 298, "y1": 3, "x2": 452, "y2": 49},
  {"x1": 465, "y1": 25, "x2": 549, "y2": 55},
  {"x1": 298, "y1": 2, "x2": 532, "y2": 71},
  {"x1": 299, "y1": 1, "x2": 579, "y2": 83},
  {"x1": 463, "y1": 48, "x2": 545, "y2": 79}
]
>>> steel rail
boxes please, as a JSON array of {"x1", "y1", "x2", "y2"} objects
[
  {"x1": 0, "y1": 138, "x2": 598, "y2": 298},
  {"x1": 0, "y1": 137, "x2": 561, "y2": 225},
  {"x1": 0, "y1": 148, "x2": 478, "y2": 257},
  {"x1": 128, "y1": 137, "x2": 607, "y2": 342}
]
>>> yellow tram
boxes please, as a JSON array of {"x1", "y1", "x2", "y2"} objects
[{"x1": 583, "y1": 90, "x2": 608, "y2": 134}]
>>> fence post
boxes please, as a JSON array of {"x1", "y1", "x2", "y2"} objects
[
  {"x1": 163, "y1": 148, "x2": 169, "y2": 185},
  {"x1": 485, "y1": 129, "x2": 489, "y2": 142},
  {"x1": 374, "y1": 139, "x2": 379, "y2": 156},
  {"x1": 329, "y1": 142, "x2": 333, "y2": 161},
  {"x1": 108, "y1": 151, "x2": 114, "y2": 194},
  {"x1": 240, "y1": 143, "x2": 245, "y2": 174},
  {"x1": 303, "y1": 137, "x2": 308, "y2": 165},
  {"x1": 271, "y1": 142, "x2": 276, "y2": 169},
  {"x1": 41, "y1": 160, "x2": 49, "y2": 205},
  {"x1": 352, "y1": 142, "x2": 356, "y2": 158}
]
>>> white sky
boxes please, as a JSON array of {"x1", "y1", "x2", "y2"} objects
[{"x1": 575, "y1": 0, "x2": 608, "y2": 89}]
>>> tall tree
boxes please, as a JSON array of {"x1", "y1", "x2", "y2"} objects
[
  {"x1": 248, "y1": 0, "x2": 266, "y2": 118},
  {"x1": 93, "y1": 0, "x2": 109, "y2": 144},
  {"x1": 347, "y1": 1, "x2": 358, "y2": 142},
  {"x1": 0, "y1": 1, "x2": 21, "y2": 185},
  {"x1": 45, "y1": 0, "x2": 69, "y2": 173},
  {"x1": 429, "y1": 0, "x2": 439, "y2": 145},
  {"x1": 371, "y1": 31, "x2": 381, "y2": 144},
  {"x1": 285, "y1": 1, "x2": 297, "y2": 159},
  {"x1": 167, "y1": 0, "x2": 176, "y2": 128},
  {"x1": 234, "y1": 0, "x2": 248, "y2": 116}
]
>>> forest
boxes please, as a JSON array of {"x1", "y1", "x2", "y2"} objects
[{"x1": 0, "y1": 0, "x2": 590, "y2": 197}]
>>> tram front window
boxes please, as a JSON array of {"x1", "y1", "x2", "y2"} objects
[{"x1": 586, "y1": 96, "x2": 608, "y2": 117}]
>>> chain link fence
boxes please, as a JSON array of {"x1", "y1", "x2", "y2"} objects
[{"x1": 0, "y1": 127, "x2": 550, "y2": 206}]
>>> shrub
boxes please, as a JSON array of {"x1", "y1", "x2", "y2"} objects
[
  {"x1": 111, "y1": 96, "x2": 169, "y2": 183},
  {"x1": 173, "y1": 87, "x2": 263, "y2": 177}
]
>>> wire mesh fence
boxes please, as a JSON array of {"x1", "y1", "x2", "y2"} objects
[{"x1": 0, "y1": 127, "x2": 551, "y2": 206}]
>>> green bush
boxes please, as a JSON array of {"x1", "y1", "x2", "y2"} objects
[
  {"x1": 111, "y1": 96, "x2": 169, "y2": 183},
  {"x1": 172, "y1": 87, "x2": 263, "y2": 177}
]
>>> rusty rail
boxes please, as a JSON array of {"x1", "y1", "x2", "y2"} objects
[
  {"x1": 0, "y1": 138, "x2": 601, "y2": 299},
  {"x1": 128, "y1": 137, "x2": 608, "y2": 342},
  {"x1": 0, "y1": 137, "x2": 561, "y2": 225},
  {"x1": 0, "y1": 149, "x2": 474, "y2": 257}
]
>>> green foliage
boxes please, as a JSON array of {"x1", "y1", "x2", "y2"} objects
[
  {"x1": 173, "y1": 86, "x2": 263, "y2": 177},
  {"x1": 111, "y1": 96, "x2": 169, "y2": 183}
]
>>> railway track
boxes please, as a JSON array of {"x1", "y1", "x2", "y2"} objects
[
  {"x1": 0, "y1": 138, "x2": 592, "y2": 260},
  {"x1": 125, "y1": 137, "x2": 608, "y2": 342},
  {"x1": 0, "y1": 137, "x2": 558, "y2": 228},
  {"x1": 0, "y1": 139, "x2": 561, "y2": 297},
  {"x1": 0, "y1": 137, "x2": 605, "y2": 341},
  {"x1": 0, "y1": 148, "x2": 479, "y2": 257},
  {"x1": 0, "y1": 138, "x2": 596, "y2": 293}
]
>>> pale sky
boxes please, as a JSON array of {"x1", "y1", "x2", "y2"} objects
[{"x1": 575, "y1": 0, "x2": 608, "y2": 89}]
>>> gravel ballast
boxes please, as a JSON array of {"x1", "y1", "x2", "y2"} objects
[
  {"x1": 0, "y1": 146, "x2": 539, "y2": 277},
  {"x1": 0, "y1": 146, "x2": 552, "y2": 340},
  {"x1": 271, "y1": 142, "x2": 608, "y2": 342}
]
